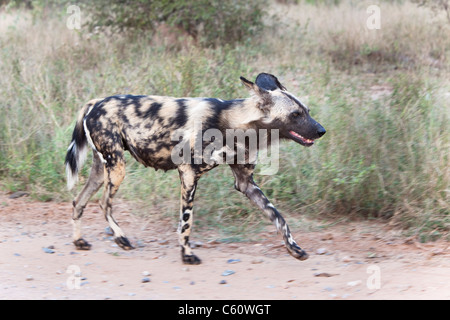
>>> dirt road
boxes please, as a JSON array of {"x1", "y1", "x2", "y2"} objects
[{"x1": 0, "y1": 193, "x2": 449, "y2": 300}]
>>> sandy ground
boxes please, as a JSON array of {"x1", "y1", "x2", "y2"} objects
[{"x1": 0, "y1": 192, "x2": 449, "y2": 300}]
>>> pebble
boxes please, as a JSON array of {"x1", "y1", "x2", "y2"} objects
[
  {"x1": 347, "y1": 280, "x2": 362, "y2": 287},
  {"x1": 26, "y1": 275, "x2": 34, "y2": 281},
  {"x1": 9, "y1": 191, "x2": 29, "y2": 199},
  {"x1": 316, "y1": 248, "x2": 327, "y2": 255},
  {"x1": 221, "y1": 270, "x2": 235, "y2": 276},
  {"x1": 104, "y1": 227, "x2": 114, "y2": 235},
  {"x1": 42, "y1": 247, "x2": 55, "y2": 254},
  {"x1": 219, "y1": 280, "x2": 227, "y2": 285},
  {"x1": 142, "y1": 271, "x2": 151, "y2": 276},
  {"x1": 314, "y1": 272, "x2": 336, "y2": 277},
  {"x1": 141, "y1": 277, "x2": 151, "y2": 283},
  {"x1": 190, "y1": 241, "x2": 203, "y2": 248},
  {"x1": 227, "y1": 259, "x2": 241, "y2": 264},
  {"x1": 251, "y1": 259, "x2": 264, "y2": 264},
  {"x1": 342, "y1": 256, "x2": 353, "y2": 262}
]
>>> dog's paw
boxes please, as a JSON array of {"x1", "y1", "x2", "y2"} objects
[
  {"x1": 287, "y1": 244, "x2": 309, "y2": 261},
  {"x1": 73, "y1": 238, "x2": 92, "y2": 250},
  {"x1": 115, "y1": 236, "x2": 135, "y2": 250},
  {"x1": 182, "y1": 254, "x2": 202, "y2": 265}
]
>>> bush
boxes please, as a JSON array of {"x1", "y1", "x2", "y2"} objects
[{"x1": 82, "y1": 0, "x2": 266, "y2": 47}]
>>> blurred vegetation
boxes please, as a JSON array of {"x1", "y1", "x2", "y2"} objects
[
  {"x1": 87, "y1": 0, "x2": 266, "y2": 47},
  {"x1": 0, "y1": 0, "x2": 448, "y2": 241},
  {"x1": 1, "y1": 0, "x2": 266, "y2": 47},
  {"x1": 412, "y1": 0, "x2": 450, "y2": 22}
]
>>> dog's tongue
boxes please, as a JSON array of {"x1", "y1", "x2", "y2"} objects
[{"x1": 289, "y1": 131, "x2": 314, "y2": 144}]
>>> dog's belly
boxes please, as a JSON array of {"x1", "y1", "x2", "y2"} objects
[
  {"x1": 132, "y1": 150, "x2": 178, "y2": 171},
  {"x1": 122, "y1": 130, "x2": 180, "y2": 171}
]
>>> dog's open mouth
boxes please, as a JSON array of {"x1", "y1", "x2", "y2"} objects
[{"x1": 289, "y1": 130, "x2": 315, "y2": 146}]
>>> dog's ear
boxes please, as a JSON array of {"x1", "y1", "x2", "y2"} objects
[
  {"x1": 240, "y1": 76, "x2": 270, "y2": 97},
  {"x1": 240, "y1": 76, "x2": 257, "y2": 91},
  {"x1": 240, "y1": 76, "x2": 272, "y2": 110},
  {"x1": 255, "y1": 73, "x2": 287, "y2": 91}
]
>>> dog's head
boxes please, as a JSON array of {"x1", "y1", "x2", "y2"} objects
[{"x1": 241, "y1": 73, "x2": 326, "y2": 147}]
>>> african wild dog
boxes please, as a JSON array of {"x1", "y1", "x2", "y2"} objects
[{"x1": 65, "y1": 73, "x2": 326, "y2": 264}]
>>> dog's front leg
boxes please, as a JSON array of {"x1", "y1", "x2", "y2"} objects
[
  {"x1": 177, "y1": 165, "x2": 201, "y2": 265},
  {"x1": 230, "y1": 164, "x2": 308, "y2": 261}
]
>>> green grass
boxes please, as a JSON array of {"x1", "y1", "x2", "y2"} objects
[{"x1": 0, "y1": 1, "x2": 449, "y2": 241}]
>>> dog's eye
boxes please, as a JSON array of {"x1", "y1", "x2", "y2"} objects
[{"x1": 291, "y1": 111, "x2": 301, "y2": 118}]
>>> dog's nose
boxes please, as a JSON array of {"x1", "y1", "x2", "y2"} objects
[{"x1": 317, "y1": 126, "x2": 326, "y2": 137}]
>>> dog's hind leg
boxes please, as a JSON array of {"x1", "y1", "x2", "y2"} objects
[
  {"x1": 230, "y1": 164, "x2": 308, "y2": 261},
  {"x1": 72, "y1": 151, "x2": 104, "y2": 250},
  {"x1": 177, "y1": 165, "x2": 201, "y2": 265},
  {"x1": 100, "y1": 151, "x2": 134, "y2": 250}
]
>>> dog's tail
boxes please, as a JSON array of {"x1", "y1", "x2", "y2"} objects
[{"x1": 65, "y1": 99, "x2": 101, "y2": 190}]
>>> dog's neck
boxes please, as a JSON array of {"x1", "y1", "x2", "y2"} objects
[{"x1": 220, "y1": 97, "x2": 266, "y2": 131}]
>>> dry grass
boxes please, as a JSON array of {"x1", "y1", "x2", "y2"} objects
[{"x1": 269, "y1": 1, "x2": 450, "y2": 70}]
